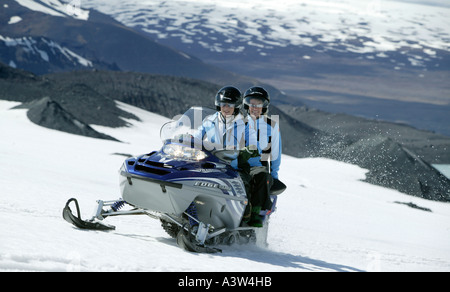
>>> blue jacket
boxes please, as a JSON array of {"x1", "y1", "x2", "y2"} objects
[
  {"x1": 250, "y1": 115, "x2": 282, "y2": 179},
  {"x1": 194, "y1": 112, "x2": 262, "y2": 169}
]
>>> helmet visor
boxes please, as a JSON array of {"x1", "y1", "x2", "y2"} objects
[
  {"x1": 218, "y1": 102, "x2": 236, "y2": 108},
  {"x1": 244, "y1": 96, "x2": 269, "y2": 108}
]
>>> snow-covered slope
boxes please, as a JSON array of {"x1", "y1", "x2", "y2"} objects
[
  {"x1": 0, "y1": 35, "x2": 93, "y2": 71},
  {"x1": 79, "y1": 0, "x2": 449, "y2": 70},
  {"x1": 14, "y1": 0, "x2": 89, "y2": 20},
  {"x1": 1, "y1": 100, "x2": 449, "y2": 272}
]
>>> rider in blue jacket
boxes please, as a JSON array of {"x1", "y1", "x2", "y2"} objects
[
  {"x1": 243, "y1": 87, "x2": 282, "y2": 180},
  {"x1": 195, "y1": 86, "x2": 270, "y2": 227},
  {"x1": 243, "y1": 86, "x2": 283, "y2": 220},
  {"x1": 194, "y1": 88, "x2": 260, "y2": 169}
]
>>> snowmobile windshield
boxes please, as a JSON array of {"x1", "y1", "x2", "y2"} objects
[
  {"x1": 160, "y1": 107, "x2": 216, "y2": 142},
  {"x1": 159, "y1": 107, "x2": 239, "y2": 162}
]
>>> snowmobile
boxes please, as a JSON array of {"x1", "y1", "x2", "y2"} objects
[{"x1": 62, "y1": 107, "x2": 286, "y2": 253}]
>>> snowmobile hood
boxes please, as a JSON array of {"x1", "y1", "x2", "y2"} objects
[{"x1": 120, "y1": 143, "x2": 239, "y2": 182}]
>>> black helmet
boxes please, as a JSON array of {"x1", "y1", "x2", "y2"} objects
[
  {"x1": 215, "y1": 86, "x2": 242, "y2": 115},
  {"x1": 243, "y1": 86, "x2": 270, "y2": 114}
]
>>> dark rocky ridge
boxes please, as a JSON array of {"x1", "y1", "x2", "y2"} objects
[
  {"x1": 277, "y1": 105, "x2": 450, "y2": 164},
  {"x1": 44, "y1": 70, "x2": 323, "y2": 158},
  {"x1": 14, "y1": 97, "x2": 119, "y2": 141},
  {"x1": 278, "y1": 105, "x2": 450, "y2": 201}
]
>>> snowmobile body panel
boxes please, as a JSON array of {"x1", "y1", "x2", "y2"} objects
[{"x1": 119, "y1": 146, "x2": 248, "y2": 230}]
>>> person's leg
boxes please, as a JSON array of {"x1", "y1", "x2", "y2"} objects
[
  {"x1": 252, "y1": 171, "x2": 273, "y2": 210},
  {"x1": 239, "y1": 171, "x2": 253, "y2": 223},
  {"x1": 247, "y1": 168, "x2": 273, "y2": 227}
]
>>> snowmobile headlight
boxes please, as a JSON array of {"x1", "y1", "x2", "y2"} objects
[{"x1": 163, "y1": 144, "x2": 207, "y2": 161}]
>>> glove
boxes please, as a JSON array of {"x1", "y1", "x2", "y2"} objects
[
  {"x1": 238, "y1": 146, "x2": 259, "y2": 162},
  {"x1": 238, "y1": 146, "x2": 259, "y2": 174}
]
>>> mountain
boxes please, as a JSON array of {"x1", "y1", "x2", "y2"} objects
[
  {"x1": 0, "y1": 34, "x2": 119, "y2": 74},
  {"x1": 1, "y1": 99, "x2": 449, "y2": 272},
  {"x1": 0, "y1": 0, "x2": 287, "y2": 99},
  {"x1": 79, "y1": 0, "x2": 450, "y2": 136}
]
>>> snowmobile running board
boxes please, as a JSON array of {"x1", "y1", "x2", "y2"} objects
[
  {"x1": 62, "y1": 198, "x2": 224, "y2": 253},
  {"x1": 62, "y1": 198, "x2": 262, "y2": 254}
]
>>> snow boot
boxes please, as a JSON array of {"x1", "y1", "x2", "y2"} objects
[{"x1": 248, "y1": 206, "x2": 263, "y2": 228}]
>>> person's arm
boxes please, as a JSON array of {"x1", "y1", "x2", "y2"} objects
[{"x1": 270, "y1": 122, "x2": 281, "y2": 179}]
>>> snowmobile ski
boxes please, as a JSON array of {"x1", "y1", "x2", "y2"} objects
[{"x1": 63, "y1": 198, "x2": 115, "y2": 231}]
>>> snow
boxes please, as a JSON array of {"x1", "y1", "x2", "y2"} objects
[
  {"x1": 0, "y1": 35, "x2": 93, "y2": 67},
  {"x1": 8, "y1": 60, "x2": 17, "y2": 68},
  {"x1": 8, "y1": 16, "x2": 23, "y2": 24},
  {"x1": 14, "y1": 0, "x2": 66, "y2": 17},
  {"x1": 0, "y1": 100, "x2": 449, "y2": 272},
  {"x1": 432, "y1": 165, "x2": 450, "y2": 180},
  {"x1": 0, "y1": 36, "x2": 50, "y2": 63},
  {"x1": 14, "y1": 0, "x2": 89, "y2": 21}
]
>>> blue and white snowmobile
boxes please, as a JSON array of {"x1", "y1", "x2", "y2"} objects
[{"x1": 62, "y1": 107, "x2": 286, "y2": 253}]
